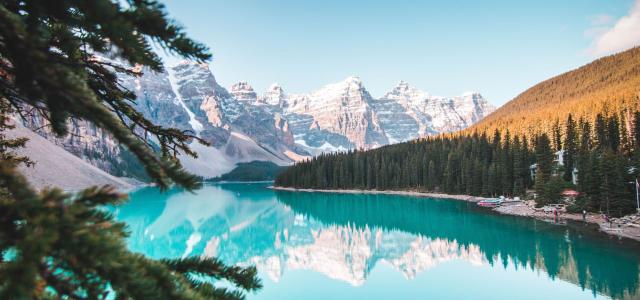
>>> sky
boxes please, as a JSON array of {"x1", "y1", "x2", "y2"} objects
[{"x1": 160, "y1": 0, "x2": 640, "y2": 106}]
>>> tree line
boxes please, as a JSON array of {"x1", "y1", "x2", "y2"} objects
[{"x1": 276, "y1": 111, "x2": 640, "y2": 216}]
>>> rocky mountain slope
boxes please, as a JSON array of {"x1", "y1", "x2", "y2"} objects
[
  {"x1": 22, "y1": 61, "x2": 495, "y2": 180},
  {"x1": 6, "y1": 123, "x2": 134, "y2": 191}
]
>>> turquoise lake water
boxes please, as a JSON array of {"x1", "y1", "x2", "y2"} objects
[{"x1": 113, "y1": 182, "x2": 640, "y2": 300}]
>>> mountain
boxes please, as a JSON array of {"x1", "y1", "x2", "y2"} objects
[
  {"x1": 266, "y1": 76, "x2": 495, "y2": 152},
  {"x1": 469, "y1": 46, "x2": 640, "y2": 136},
  {"x1": 375, "y1": 81, "x2": 494, "y2": 140},
  {"x1": 284, "y1": 76, "x2": 388, "y2": 150},
  {"x1": 6, "y1": 123, "x2": 135, "y2": 191},
  {"x1": 20, "y1": 61, "x2": 494, "y2": 181}
]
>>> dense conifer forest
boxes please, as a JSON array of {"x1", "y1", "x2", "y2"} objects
[{"x1": 276, "y1": 111, "x2": 640, "y2": 216}]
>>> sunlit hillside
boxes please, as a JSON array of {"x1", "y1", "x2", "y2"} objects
[{"x1": 469, "y1": 47, "x2": 640, "y2": 136}]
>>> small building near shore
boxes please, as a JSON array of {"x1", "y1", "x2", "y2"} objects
[{"x1": 561, "y1": 189, "x2": 580, "y2": 203}]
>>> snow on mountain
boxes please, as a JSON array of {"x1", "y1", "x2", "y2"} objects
[
  {"x1": 281, "y1": 76, "x2": 388, "y2": 150},
  {"x1": 261, "y1": 83, "x2": 286, "y2": 106},
  {"x1": 230, "y1": 82, "x2": 258, "y2": 102},
  {"x1": 379, "y1": 81, "x2": 496, "y2": 135},
  {"x1": 261, "y1": 77, "x2": 495, "y2": 151},
  {"x1": 20, "y1": 60, "x2": 494, "y2": 181},
  {"x1": 160, "y1": 63, "x2": 307, "y2": 178}
]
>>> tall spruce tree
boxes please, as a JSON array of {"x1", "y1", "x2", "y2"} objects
[
  {"x1": 595, "y1": 114, "x2": 609, "y2": 150},
  {"x1": 501, "y1": 130, "x2": 514, "y2": 196},
  {"x1": 576, "y1": 119, "x2": 592, "y2": 196},
  {"x1": 552, "y1": 119, "x2": 562, "y2": 151},
  {"x1": 534, "y1": 134, "x2": 554, "y2": 203},
  {"x1": 0, "y1": 1, "x2": 261, "y2": 299},
  {"x1": 512, "y1": 136, "x2": 525, "y2": 195},
  {"x1": 563, "y1": 114, "x2": 578, "y2": 182},
  {"x1": 600, "y1": 150, "x2": 628, "y2": 215},
  {"x1": 634, "y1": 111, "x2": 640, "y2": 149},
  {"x1": 608, "y1": 116, "x2": 621, "y2": 152}
]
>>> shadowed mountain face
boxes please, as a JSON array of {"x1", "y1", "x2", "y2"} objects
[{"x1": 114, "y1": 183, "x2": 640, "y2": 300}]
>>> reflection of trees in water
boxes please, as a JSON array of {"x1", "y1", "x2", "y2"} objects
[{"x1": 276, "y1": 191, "x2": 640, "y2": 299}]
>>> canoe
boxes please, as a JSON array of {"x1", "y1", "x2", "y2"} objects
[{"x1": 478, "y1": 199, "x2": 502, "y2": 207}]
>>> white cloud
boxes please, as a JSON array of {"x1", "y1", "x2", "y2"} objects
[{"x1": 587, "y1": 0, "x2": 640, "y2": 57}]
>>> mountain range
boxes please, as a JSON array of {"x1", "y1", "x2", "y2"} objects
[{"x1": 17, "y1": 61, "x2": 494, "y2": 185}]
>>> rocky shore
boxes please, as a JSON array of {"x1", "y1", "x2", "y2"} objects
[
  {"x1": 495, "y1": 201, "x2": 640, "y2": 242},
  {"x1": 271, "y1": 186, "x2": 640, "y2": 242}
]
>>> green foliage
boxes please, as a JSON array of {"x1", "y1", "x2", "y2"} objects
[
  {"x1": 534, "y1": 134, "x2": 554, "y2": 194},
  {"x1": 536, "y1": 176, "x2": 568, "y2": 207},
  {"x1": 562, "y1": 114, "x2": 578, "y2": 182},
  {"x1": 0, "y1": 1, "x2": 261, "y2": 299},
  {"x1": 0, "y1": 0, "x2": 209, "y2": 190}
]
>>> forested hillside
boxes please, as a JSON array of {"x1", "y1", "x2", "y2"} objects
[{"x1": 469, "y1": 47, "x2": 640, "y2": 137}]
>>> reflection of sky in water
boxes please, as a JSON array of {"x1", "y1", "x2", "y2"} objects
[{"x1": 113, "y1": 183, "x2": 640, "y2": 300}]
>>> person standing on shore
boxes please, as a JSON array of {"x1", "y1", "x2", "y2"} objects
[{"x1": 582, "y1": 210, "x2": 587, "y2": 221}]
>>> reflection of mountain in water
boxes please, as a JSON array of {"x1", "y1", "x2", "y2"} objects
[{"x1": 114, "y1": 183, "x2": 640, "y2": 299}]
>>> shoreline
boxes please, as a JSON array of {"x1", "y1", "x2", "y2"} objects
[
  {"x1": 270, "y1": 186, "x2": 640, "y2": 242},
  {"x1": 270, "y1": 186, "x2": 492, "y2": 202}
]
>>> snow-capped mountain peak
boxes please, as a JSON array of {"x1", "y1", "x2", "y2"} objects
[
  {"x1": 382, "y1": 81, "x2": 431, "y2": 104},
  {"x1": 261, "y1": 83, "x2": 286, "y2": 106},
  {"x1": 230, "y1": 81, "x2": 258, "y2": 102}
]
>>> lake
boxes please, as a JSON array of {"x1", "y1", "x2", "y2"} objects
[{"x1": 113, "y1": 182, "x2": 640, "y2": 300}]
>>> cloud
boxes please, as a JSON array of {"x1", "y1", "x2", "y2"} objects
[{"x1": 587, "y1": 0, "x2": 640, "y2": 57}]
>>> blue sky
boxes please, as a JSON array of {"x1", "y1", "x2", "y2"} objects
[{"x1": 160, "y1": 0, "x2": 639, "y2": 106}]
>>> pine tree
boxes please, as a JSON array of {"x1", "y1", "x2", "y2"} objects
[
  {"x1": 534, "y1": 134, "x2": 554, "y2": 204},
  {"x1": 619, "y1": 111, "x2": 633, "y2": 156},
  {"x1": 576, "y1": 119, "x2": 592, "y2": 194},
  {"x1": 595, "y1": 114, "x2": 609, "y2": 150},
  {"x1": 0, "y1": 1, "x2": 261, "y2": 299},
  {"x1": 522, "y1": 136, "x2": 532, "y2": 188},
  {"x1": 501, "y1": 130, "x2": 514, "y2": 196},
  {"x1": 552, "y1": 118, "x2": 562, "y2": 151},
  {"x1": 599, "y1": 150, "x2": 626, "y2": 215},
  {"x1": 608, "y1": 116, "x2": 621, "y2": 152},
  {"x1": 634, "y1": 111, "x2": 640, "y2": 149},
  {"x1": 563, "y1": 114, "x2": 578, "y2": 182},
  {"x1": 512, "y1": 136, "x2": 526, "y2": 195}
]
